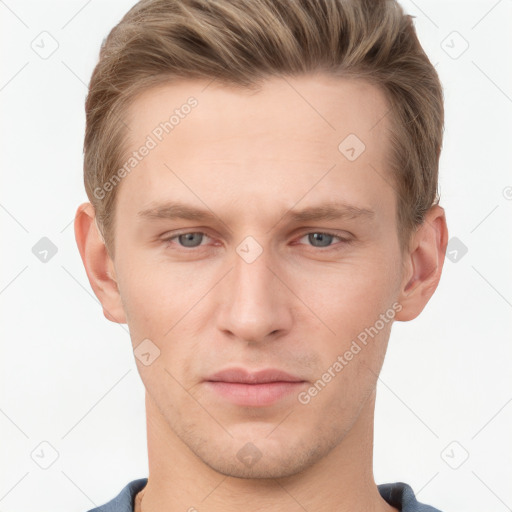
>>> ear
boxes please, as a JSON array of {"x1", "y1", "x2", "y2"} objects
[
  {"x1": 74, "y1": 202, "x2": 127, "y2": 324},
  {"x1": 395, "y1": 205, "x2": 449, "y2": 322}
]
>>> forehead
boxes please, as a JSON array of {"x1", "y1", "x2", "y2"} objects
[
  {"x1": 116, "y1": 74, "x2": 394, "y2": 225},
  {"x1": 125, "y1": 73, "x2": 390, "y2": 151}
]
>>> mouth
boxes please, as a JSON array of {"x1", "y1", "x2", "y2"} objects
[{"x1": 204, "y1": 367, "x2": 307, "y2": 407}]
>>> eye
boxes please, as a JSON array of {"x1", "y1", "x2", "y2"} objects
[
  {"x1": 297, "y1": 231, "x2": 350, "y2": 248},
  {"x1": 163, "y1": 232, "x2": 210, "y2": 248},
  {"x1": 161, "y1": 230, "x2": 351, "y2": 251}
]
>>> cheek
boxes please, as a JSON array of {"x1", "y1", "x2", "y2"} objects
[
  {"x1": 291, "y1": 256, "x2": 398, "y2": 340},
  {"x1": 294, "y1": 268, "x2": 395, "y2": 417},
  {"x1": 116, "y1": 252, "x2": 221, "y2": 344}
]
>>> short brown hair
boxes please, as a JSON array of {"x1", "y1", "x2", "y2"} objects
[{"x1": 83, "y1": 0, "x2": 444, "y2": 259}]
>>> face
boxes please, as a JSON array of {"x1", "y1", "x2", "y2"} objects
[{"x1": 111, "y1": 74, "x2": 406, "y2": 478}]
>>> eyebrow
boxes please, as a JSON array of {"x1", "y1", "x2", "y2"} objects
[{"x1": 136, "y1": 200, "x2": 375, "y2": 224}]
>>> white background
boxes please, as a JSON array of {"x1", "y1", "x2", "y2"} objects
[{"x1": 1, "y1": 1, "x2": 511, "y2": 511}]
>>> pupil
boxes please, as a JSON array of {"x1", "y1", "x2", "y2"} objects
[
  {"x1": 310, "y1": 233, "x2": 332, "y2": 247},
  {"x1": 179, "y1": 233, "x2": 202, "y2": 247}
]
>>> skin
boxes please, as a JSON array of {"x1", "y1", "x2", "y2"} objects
[{"x1": 75, "y1": 73, "x2": 448, "y2": 512}]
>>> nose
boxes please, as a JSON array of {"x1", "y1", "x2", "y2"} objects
[{"x1": 215, "y1": 243, "x2": 293, "y2": 344}]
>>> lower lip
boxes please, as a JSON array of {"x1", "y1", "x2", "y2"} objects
[{"x1": 205, "y1": 381, "x2": 305, "y2": 407}]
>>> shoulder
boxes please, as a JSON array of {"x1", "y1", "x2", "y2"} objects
[
  {"x1": 378, "y1": 481, "x2": 444, "y2": 512},
  {"x1": 85, "y1": 478, "x2": 148, "y2": 512}
]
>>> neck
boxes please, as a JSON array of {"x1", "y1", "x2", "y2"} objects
[{"x1": 137, "y1": 389, "x2": 397, "y2": 512}]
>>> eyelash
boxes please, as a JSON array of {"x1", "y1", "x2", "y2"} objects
[{"x1": 161, "y1": 230, "x2": 352, "y2": 251}]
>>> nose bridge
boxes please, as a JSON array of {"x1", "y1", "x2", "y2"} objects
[
  {"x1": 217, "y1": 239, "x2": 291, "y2": 341},
  {"x1": 233, "y1": 245, "x2": 274, "y2": 302}
]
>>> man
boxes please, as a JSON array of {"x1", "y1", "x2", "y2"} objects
[{"x1": 75, "y1": 0, "x2": 448, "y2": 510}]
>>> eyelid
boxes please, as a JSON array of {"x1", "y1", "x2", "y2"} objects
[
  {"x1": 161, "y1": 230, "x2": 213, "y2": 246},
  {"x1": 295, "y1": 228, "x2": 352, "y2": 239},
  {"x1": 294, "y1": 231, "x2": 353, "y2": 248}
]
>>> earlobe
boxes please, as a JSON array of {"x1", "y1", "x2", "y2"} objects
[
  {"x1": 74, "y1": 202, "x2": 127, "y2": 324},
  {"x1": 395, "y1": 205, "x2": 449, "y2": 322}
]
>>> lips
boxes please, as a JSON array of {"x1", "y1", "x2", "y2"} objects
[
  {"x1": 205, "y1": 367, "x2": 305, "y2": 384},
  {"x1": 204, "y1": 367, "x2": 306, "y2": 407}
]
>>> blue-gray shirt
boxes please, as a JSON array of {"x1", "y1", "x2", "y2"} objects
[{"x1": 86, "y1": 478, "x2": 443, "y2": 511}]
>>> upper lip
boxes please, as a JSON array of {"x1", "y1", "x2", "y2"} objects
[{"x1": 206, "y1": 367, "x2": 305, "y2": 384}]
